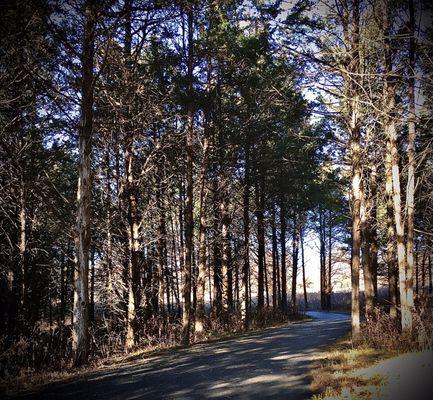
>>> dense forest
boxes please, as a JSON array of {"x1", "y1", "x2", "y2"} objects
[{"x1": 1, "y1": 0, "x2": 432, "y2": 379}]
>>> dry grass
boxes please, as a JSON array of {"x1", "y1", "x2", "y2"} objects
[
  {"x1": 310, "y1": 335, "x2": 397, "y2": 400},
  {"x1": 310, "y1": 299, "x2": 433, "y2": 399}
]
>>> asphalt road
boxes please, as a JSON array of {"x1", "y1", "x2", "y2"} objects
[{"x1": 15, "y1": 311, "x2": 350, "y2": 400}]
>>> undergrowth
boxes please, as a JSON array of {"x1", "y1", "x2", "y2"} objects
[{"x1": 0, "y1": 307, "x2": 301, "y2": 395}]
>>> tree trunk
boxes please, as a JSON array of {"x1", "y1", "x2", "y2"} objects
[
  {"x1": 300, "y1": 225, "x2": 308, "y2": 310},
  {"x1": 89, "y1": 247, "x2": 95, "y2": 323},
  {"x1": 234, "y1": 240, "x2": 240, "y2": 310},
  {"x1": 212, "y1": 184, "x2": 223, "y2": 319},
  {"x1": 195, "y1": 136, "x2": 210, "y2": 334},
  {"x1": 386, "y1": 140, "x2": 398, "y2": 320},
  {"x1": 371, "y1": 165, "x2": 379, "y2": 299},
  {"x1": 208, "y1": 236, "x2": 213, "y2": 309},
  {"x1": 60, "y1": 250, "x2": 66, "y2": 325},
  {"x1": 220, "y1": 193, "x2": 232, "y2": 319},
  {"x1": 104, "y1": 146, "x2": 113, "y2": 318},
  {"x1": 124, "y1": 136, "x2": 141, "y2": 348},
  {"x1": 256, "y1": 186, "x2": 265, "y2": 313},
  {"x1": 72, "y1": 0, "x2": 96, "y2": 366},
  {"x1": 242, "y1": 144, "x2": 251, "y2": 329},
  {"x1": 327, "y1": 211, "x2": 332, "y2": 310},
  {"x1": 291, "y1": 213, "x2": 299, "y2": 311},
  {"x1": 157, "y1": 181, "x2": 167, "y2": 321},
  {"x1": 192, "y1": 239, "x2": 197, "y2": 317},
  {"x1": 195, "y1": 52, "x2": 214, "y2": 333},
  {"x1": 18, "y1": 180, "x2": 27, "y2": 328},
  {"x1": 124, "y1": 2, "x2": 141, "y2": 349},
  {"x1": 319, "y1": 209, "x2": 326, "y2": 310},
  {"x1": 178, "y1": 181, "x2": 185, "y2": 319},
  {"x1": 421, "y1": 250, "x2": 426, "y2": 294},
  {"x1": 182, "y1": 4, "x2": 194, "y2": 345},
  {"x1": 405, "y1": 0, "x2": 416, "y2": 313},
  {"x1": 169, "y1": 208, "x2": 182, "y2": 317},
  {"x1": 415, "y1": 250, "x2": 419, "y2": 295},
  {"x1": 342, "y1": 0, "x2": 361, "y2": 341},
  {"x1": 264, "y1": 247, "x2": 269, "y2": 308},
  {"x1": 227, "y1": 247, "x2": 233, "y2": 311},
  {"x1": 280, "y1": 199, "x2": 287, "y2": 314},
  {"x1": 383, "y1": 0, "x2": 412, "y2": 333},
  {"x1": 350, "y1": 117, "x2": 361, "y2": 342},
  {"x1": 271, "y1": 205, "x2": 278, "y2": 309},
  {"x1": 361, "y1": 186, "x2": 375, "y2": 318},
  {"x1": 429, "y1": 255, "x2": 432, "y2": 294}
]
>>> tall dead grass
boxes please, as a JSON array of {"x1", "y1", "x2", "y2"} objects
[{"x1": 360, "y1": 295, "x2": 433, "y2": 352}]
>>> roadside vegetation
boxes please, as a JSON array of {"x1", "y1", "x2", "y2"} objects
[{"x1": 311, "y1": 299, "x2": 433, "y2": 399}]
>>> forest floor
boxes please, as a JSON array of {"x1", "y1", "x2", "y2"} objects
[{"x1": 6, "y1": 311, "x2": 350, "y2": 399}]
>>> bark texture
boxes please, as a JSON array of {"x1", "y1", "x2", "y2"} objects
[{"x1": 73, "y1": 0, "x2": 96, "y2": 366}]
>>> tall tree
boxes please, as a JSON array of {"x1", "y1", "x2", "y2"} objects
[
  {"x1": 123, "y1": 0, "x2": 141, "y2": 350},
  {"x1": 343, "y1": 0, "x2": 362, "y2": 341},
  {"x1": 73, "y1": 0, "x2": 96, "y2": 366},
  {"x1": 382, "y1": 0, "x2": 413, "y2": 333},
  {"x1": 182, "y1": 3, "x2": 195, "y2": 345},
  {"x1": 405, "y1": 0, "x2": 416, "y2": 321}
]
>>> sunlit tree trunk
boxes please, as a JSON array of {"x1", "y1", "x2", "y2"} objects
[
  {"x1": 350, "y1": 121, "x2": 361, "y2": 341},
  {"x1": 221, "y1": 195, "x2": 231, "y2": 321},
  {"x1": 89, "y1": 248, "x2": 95, "y2": 323},
  {"x1": 169, "y1": 206, "x2": 182, "y2": 317},
  {"x1": 405, "y1": 0, "x2": 416, "y2": 314},
  {"x1": 361, "y1": 185, "x2": 375, "y2": 318},
  {"x1": 60, "y1": 250, "x2": 66, "y2": 325},
  {"x1": 18, "y1": 180, "x2": 27, "y2": 325},
  {"x1": 383, "y1": 0, "x2": 412, "y2": 333},
  {"x1": 124, "y1": 1, "x2": 141, "y2": 350},
  {"x1": 342, "y1": 0, "x2": 361, "y2": 341},
  {"x1": 234, "y1": 240, "x2": 240, "y2": 310},
  {"x1": 72, "y1": 0, "x2": 96, "y2": 366},
  {"x1": 212, "y1": 183, "x2": 223, "y2": 318},
  {"x1": 125, "y1": 134, "x2": 141, "y2": 348},
  {"x1": 385, "y1": 141, "x2": 398, "y2": 320},
  {"x1": 178, "y1": 181, "x2": 185, "y2": 319},
  {"x1": 264, "y1": 249, "x2": 269, "y2": 308},
  {"x1": 195, "y1": 136, "x2": 209, "y2": 334},
  {"x1": 371, "y1": 165, "x2": 378, "y2": 299}
]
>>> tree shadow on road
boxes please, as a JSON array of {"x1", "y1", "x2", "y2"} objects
[{"x1": 14, "y1": 319, "x2": 350, "y2": 400}]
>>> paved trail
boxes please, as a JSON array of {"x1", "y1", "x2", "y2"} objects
[{"x1": 15, "y1": 312, "x2": 350, "y2": 400}]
